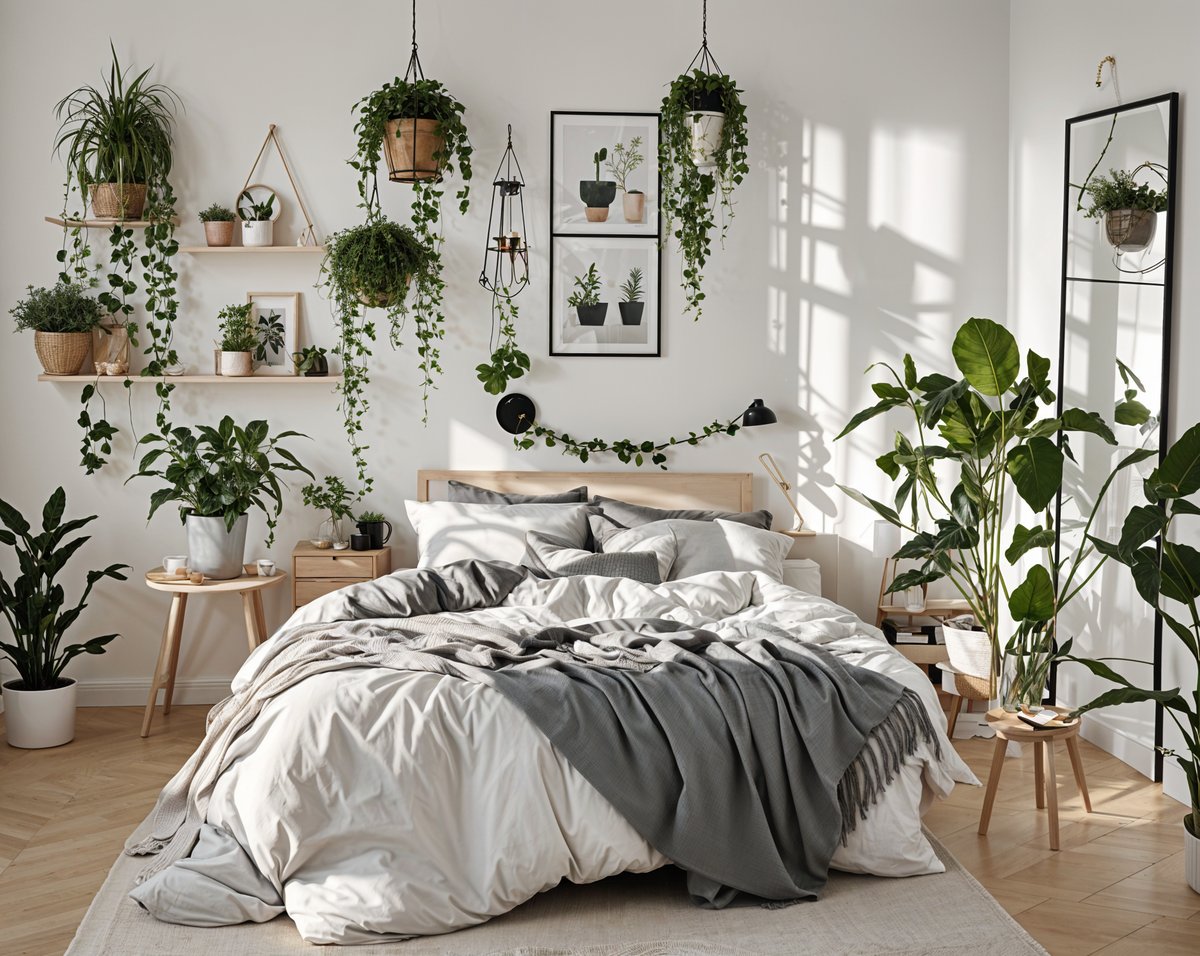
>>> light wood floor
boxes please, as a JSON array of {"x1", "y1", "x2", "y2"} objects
[{"x1": 1, "y1": 705, "x2": 1198, "y2": 956}]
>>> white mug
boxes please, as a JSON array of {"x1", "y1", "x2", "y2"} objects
[
  {"x1": 256, "y1": 559, "x2": 276, "y2": 577},
  {"x1": 163, "y1": 555, "x2": 188, "y2": 575}
]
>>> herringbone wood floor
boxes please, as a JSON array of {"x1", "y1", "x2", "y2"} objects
[{"x1": 1, "y1": 705, "x2": 1198, "y2": 956}]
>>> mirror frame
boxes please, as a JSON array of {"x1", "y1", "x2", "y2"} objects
[{"x1": 1054, "y1": 91, "x2": 1178, "y2": 781}]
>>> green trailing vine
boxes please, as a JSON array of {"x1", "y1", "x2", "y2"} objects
[
  {"x1": 476, "y1": 292, "x2": 529, "y2": 395},
  {"x1": 660, "y1": 69, "x2": 749, "y2": 319},
  {"x1": 514, "y1": 417, "x2": 743, "y2": 470}
]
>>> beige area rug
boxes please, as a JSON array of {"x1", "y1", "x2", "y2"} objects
[{"x1": 67, "y1": 828, "x2": 1046, "y2": 956}]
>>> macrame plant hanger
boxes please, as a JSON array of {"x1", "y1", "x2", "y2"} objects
[{"x1": 238, "y1": 124, "x2": 321, "y2": 246}]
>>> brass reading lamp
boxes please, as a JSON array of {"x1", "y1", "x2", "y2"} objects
[{"x1": 757, "y1": 452, "x2": 812, "y2": 535}]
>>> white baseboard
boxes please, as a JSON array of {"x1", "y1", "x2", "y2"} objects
[
  {"x1": 76, "y1": 677, "x2": 232, "y2": 707},
  {"x1": 1079, "y1": 711, "x2": 1155, "y2": 779}
]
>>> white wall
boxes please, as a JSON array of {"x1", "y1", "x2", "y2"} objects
[
  {"x1": 0, "y1": 0, "x2": 1010, "y2": 703},
  {"x1": 1008, "y1": 0, "x2": 1198, "y2": 805}
]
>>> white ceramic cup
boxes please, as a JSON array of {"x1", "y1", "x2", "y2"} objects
[
  {"x1": 163, "y1": 555, "x2": 188, "y2": 575},
  {"x1": 256, "y1": 559, "x2": 276, "y2": 577}
]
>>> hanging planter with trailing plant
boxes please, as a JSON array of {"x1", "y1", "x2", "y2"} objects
[
  {"x1": 659, "y1": 0, "x2": 749, "y2": 319},
  {"x1": 1080, "y1": 165, "x2": 1168, "y2": 254}
]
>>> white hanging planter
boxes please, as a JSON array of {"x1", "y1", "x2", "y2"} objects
[
  {"x1": 690, "y1": 110, "x2": 725, "y2": 168},
  {"x1": 3, "y1": 679, "x2": 77, "y2": 749}
]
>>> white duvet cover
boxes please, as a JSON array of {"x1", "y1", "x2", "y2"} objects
[{"x1": 139, "y1": 571, "x2": 976, "y2": 944}]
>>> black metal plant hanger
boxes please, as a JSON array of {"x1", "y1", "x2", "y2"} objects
[
  {"x1": 479, "y1": 124, "x2": 529, "y2": 300},
  {"x1": 686, "y1": 0, "x2": 723, "y2": 76}
]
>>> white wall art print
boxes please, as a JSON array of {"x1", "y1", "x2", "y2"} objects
[
  {"x1": 247, "y1": 291, "x2": 300, "y2": 375},
  {"x1": 550, "y1": 236, "x2": 660, "y2": 356}
]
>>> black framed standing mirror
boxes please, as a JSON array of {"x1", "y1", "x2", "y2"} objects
[{"x1": 1054, "y1": 92, "x2": 1178, "y2": 781}]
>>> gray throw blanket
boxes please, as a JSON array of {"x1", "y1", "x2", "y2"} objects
[{"x1": 128, "y1": 561, "x2": 939, "y2": 908}]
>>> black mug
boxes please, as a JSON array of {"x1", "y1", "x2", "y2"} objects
[
  {"x1": 350, "y1": 533, "x2": 371, "y2": 551},
  {"x1": 356, "y1": 519, "x2": 393, "y2": 550}
]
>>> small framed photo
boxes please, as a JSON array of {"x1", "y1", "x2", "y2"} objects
[
  {"x1": 246, "y1": 292, "x2": 300, "y2": 375},
  {"x1": 550, "y1": 236, "x2": 660, "y2": 356},
  {"x1": 551, "y1": 111, "x2": 660, "y2": 237}
]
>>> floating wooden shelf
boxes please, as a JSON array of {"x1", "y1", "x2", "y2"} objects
[
  {"x1": 180, "y1": 245, "x2": 326, "y2": 254},
  {"x1": 46, "y1": 215, "x2": 180, "y2": 229},
  {"x1": 38, "y1": 374, "x2": 341, "y2": 385}
]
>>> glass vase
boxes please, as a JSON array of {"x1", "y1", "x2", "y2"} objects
[{"x1": 317, "y1": 516, "x2": 346, "y2": 547}]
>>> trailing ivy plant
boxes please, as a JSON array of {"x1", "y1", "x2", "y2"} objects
[
  {"x1": 660, "y1": 69, "x2": 749, "y2": 319},
  {"x1": 514, "y1": 417, "x2": 744, "y2": 470},
  {"x1": 476, "y1": 292, "x2": 529, "y2": 396}
]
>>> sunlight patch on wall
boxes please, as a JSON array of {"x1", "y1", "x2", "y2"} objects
[
  {"x1": 449, "y1": 418, "x2": 508, "y2": 470},
  {"x1": 869, "y1": 125, "x2": 964, "y2": 262}
]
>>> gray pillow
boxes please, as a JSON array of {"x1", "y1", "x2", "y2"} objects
[
  {"x1": 448, "y1": 480, "x2": 588, "y2": 504},
  {"x1": 589, "y1": 494, "x2": 773, "y2": 532},
  {"x1": 523, "y1": 531, "x2": 662, "y2": 584}
]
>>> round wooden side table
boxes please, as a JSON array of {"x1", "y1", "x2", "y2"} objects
[
  {"x1": 977, "y1": 706, "x2": 1092, "y2": 851},
  {"x1": 141, "y1": 566, "x2": 287, "y2": 737}
]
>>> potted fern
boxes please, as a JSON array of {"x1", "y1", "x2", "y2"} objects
[
  {"x1": 568, "y1": 263, "x2": 606, "y2": 326},
  {"x1": 1081, "y1": 165, "x2": 1168, "y2": 254},
  {"x1": 619, "y1": 267, "x2": 645, "y2": 325},
  {"x1": 580, "y1": 147, "x2": 617, "y2": 222},
  {"x1": 0, "y1": 488, "x2": 130, "y2": 749},
  {"x1": 11, "y1": 283, "x2": 106, "y2": 376}
]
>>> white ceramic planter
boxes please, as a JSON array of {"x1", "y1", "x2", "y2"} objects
[
  {"x1": 219, "y1": 351, "x2": 253, "y2": 377},
  {"x1": 3, "y1": 679, "x2": 77, "y2": 749},
  {"x1": 241, "y1": 220, "x2": 274, "y2": 247},
  {"x1": 1186, "y1": 816, "x2": 1200, "y2": 895},
  {"x1": 186, "y1": 513, "x2": 248, "y2": 579},
  {"x1": 690, "y1": 110, "x2": 725, "y2": 167},
  {"x1": 943, "y1": 622, "x2": 994, "y2": 680}
]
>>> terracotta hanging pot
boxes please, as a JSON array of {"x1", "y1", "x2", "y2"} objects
[{"x1": 384, "y1": 117, "x2": 445, "y2": 182}]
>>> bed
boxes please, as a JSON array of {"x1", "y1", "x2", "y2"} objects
[{"x1": 124, "y1": 471, "x2": 977, "y2": 945}]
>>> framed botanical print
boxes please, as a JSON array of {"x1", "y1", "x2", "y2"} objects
[
  {"x1": 246, "y1": 291, "x2": 300, "y2": 375},
  {"x1": 550, "y1": 110, "x2": 661, "y2": 356}
]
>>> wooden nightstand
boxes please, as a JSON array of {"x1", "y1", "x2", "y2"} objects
[{"x1": 291, "y1": 540, "x2": 392, "y2": 609}]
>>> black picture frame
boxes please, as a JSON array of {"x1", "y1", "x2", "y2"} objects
[{"x1": 549, "y1": 110, "x2": 662, "y2": 357}]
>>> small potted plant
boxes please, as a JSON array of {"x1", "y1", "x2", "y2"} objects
[
  {"x1": 129, "y1": 415, "x2": 312, "y2": 578},
  {"x1": 10, "y1": 283, "x2": 105, "y2": 375},
  {"x1": 580, "y1": 147, "x2": 617, "y2": 222},
  {"x1": 1081, "y1": 165, "x2": 1168, "y2": 254},
  {"x1": 354, "y1": 77, "x2": 471, "y2": 186},
  {"x1": 238, "y1": 189, "x2": 276, "y2": 247},
  {"x1": 606, "y1": 137, "x2": 646, "y2": 224},
  {"x1": 355, "y1": 509, "x2": 393, "y2": 549},
  {"x1": 216, "y1": 303, "x2": 258, "y2": 377},
  {"x1": 198, "y1": 203, "x2": 236, "y2": 247},
  {"x1": 0, "y1": 487, "x2": 130, "y2": 748},
  {"x1": 567, "y1": 263, "x2": 606, "y2": 326},
  {"x1": 292, "y1": 345, "x2": 329, "y2": 377},
  {"x1": 618, "y1": 267, "x2": 645, "y2": 326},
  {"x1": 302, "y1": 476, "x2": 356, "y2": 549}
]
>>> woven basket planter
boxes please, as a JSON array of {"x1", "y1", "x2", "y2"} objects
[
  {"x1": 34, "y1": 331, "x2": 90, "y2": 375},
  {"x1": 203, "y1": 221, "x2": 235, "y2": 247},
  {"x1": 89, "y1": 182, "x2": 147, "y2": 219},
  {"x1": 384, "y1": 117, "x2": 444, "y2": 182}
]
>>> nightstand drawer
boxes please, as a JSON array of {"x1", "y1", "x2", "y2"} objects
[
  {"x1": 294, "y1": 577, "x2": 366, "y2": 605},
  {"x1": 295, "y1": 554, "x2": 376, "y2": 578}
]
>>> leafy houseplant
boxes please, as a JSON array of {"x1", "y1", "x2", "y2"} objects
[
  {"x1": 619, "y1": 267, "x2": 645, "y2": 326},
  {"x1": 238, "y1": 189, "x2": 276, "y2": 247},
  {"x1": 292, "y1": 345, "x2": 329, "y2": 377},
  {"x1": 198, "y1": 203, "x2": 236, "y2": 247},
  {"x1": 607, "y1": 138, "x2": 646, "y2": 224},
  {"x1": 301, "y1": 476, "x2": 356, "y2": 547},
  {"x1": 0, "y1": 487, "x2": 130, "y2": 748},
  {"x1": 11, "y1": 283, "x2": 106, "y2": 376},
  {"x1": 837, "y1": 317, "x2": 1151, "y2": 703},
  {"x1": 1081, "y1": 166, "x2": 1168, "y2": 254},
  {"x1": 320, "y1": 217, "x2": 435, "y2": 495},
  {"x1": 580, "y1": 147, "x2": 617, "y2": 222},
  {"x1": 216, "y1": 303, "x2": 257, "y2": 377},
  {"x1": 660, "y1": 69, "x2": 749, "y2": 319},
  {"x1": 129, "y1": 416, "x2": 312, "y2": 578},
  {"x1": 355, "y1": 509, "x2": 393, "y2": 550},
  {"x1": 568, "y1": 263, "x2": 606, "y2": 326},
  {"x1": 476, "y1": 293, "x2": 529, "y2": 396}
]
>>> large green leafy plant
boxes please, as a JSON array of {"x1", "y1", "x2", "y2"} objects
[
  {"x1": 10, "y1": 283, "x2": 105, "y2": 333},
  {"x1": 129, "y1": 416, "x2": 313, "y2": 548},
  {"x1": 660, "y1": 69, "x2": 749, "y2": 319},
  {"x1": 0, "y1": 488, "x2": 130, "y2": 691},
  {"x1": 1081, "y1": 166, "x2": 1168, "y2": 219},
  {"x1": 837, "y1": 317, "x2": 1152, "y2": 699}
]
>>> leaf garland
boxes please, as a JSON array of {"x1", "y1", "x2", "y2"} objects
[{"x1": 514, "y1": 417, "x2": 742, "y2": 470}]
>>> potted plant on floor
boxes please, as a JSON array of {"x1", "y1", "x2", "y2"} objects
[
  {"x1": 129, "y1": 416, "x2": 312, "y2": 578},
  {"x1": 10, "y1": 283, "x2": 106, "y2": 376},
  {"x1": 1081, "y1": 165, "x2": 1168, "y2": 254},
  {"x1": 580, "y1": 147, "x2": 617, "y2": 222},
  {"x1": 54, "y1": 43, "x2": 180, "y2": 220},
  {"x1": 606, "y1": 137, "x2": 646, "y2": 224},
  {"x1": 0, "y1": 487, "x2": 130, "y2": 749},
  {"x1": 619, "y1": 267, "x2": 645, "y2": 325},
  {"x1": 238, "y1": 189, "x2": 276, "y2": 247},
  {"x1": 215, "y1": 304, "x2": 258, "y2": 377},
  {"x1": 292, "y1": 345, "x2": 329, "y2": 377},
  {"x1": 355, "y1": 509, "x2": 393, "y2": 549},
  {"x1": 301, "y1": 476, "x2": 356, "y2": 548},
  {"x1": 660, "y1": 69, "x2": 749, "y2": 318},
  {"x1": 1063, "y1": 421, "x2": 1200, "y2": 892},
  {"x1": 198, "y1": 203, "x2": 236, "y2": 247},
  {"x1": 568, "y1": 263, "x2": 606, "y2": 326},
  {"x1": 837, "y1": 317, "x2": 1154, "y2": 705}
]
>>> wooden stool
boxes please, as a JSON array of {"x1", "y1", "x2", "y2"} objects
[
  {"x1": 141, "y1": 565, "x2": 287, "y2": 737},
  {"x1": 977, "y1": 706, "x2": 1092, "y2": 850}
]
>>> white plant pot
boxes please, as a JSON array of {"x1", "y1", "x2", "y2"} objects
[
  {"x1": 1186, "y1": 816, "x2": 1200, "y2": 895},
  {"x1": 219, "y1": 351, "x2": 253, "y2": 377},
  {"x1": 3, "y1": 678, "x2": 77, "y2": 749},
  {"x1": 241, "y1": 220, "x2": 274, "y2": 247},
  {"x1": 943, "y1": 622, "x2": 994, "y2": 680},
  {"x1": 690, "y1": 110, "x2": 725, "y2": 168},
  {"x1": 186, "y1": 513, "x2": 248, "y2": 579}
]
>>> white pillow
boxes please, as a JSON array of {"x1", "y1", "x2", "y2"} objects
[
  {"x1": 405, "y1": 501, "x2": 591, "y2": 568},
  {"x1": 594, "y1": 517, "x2": 792, "y2": 582},
  {"x1": 589, "y1": 521, "x2": 679, "y2": 582}
]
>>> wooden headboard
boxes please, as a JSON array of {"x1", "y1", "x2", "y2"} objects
[{"x1": 416, "y1": 470, "x2": 753, "y2": 512}]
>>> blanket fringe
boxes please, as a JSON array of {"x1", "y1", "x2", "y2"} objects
[{"x1": 837, "y1": 688, "x2": 941, "y2": 845}]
